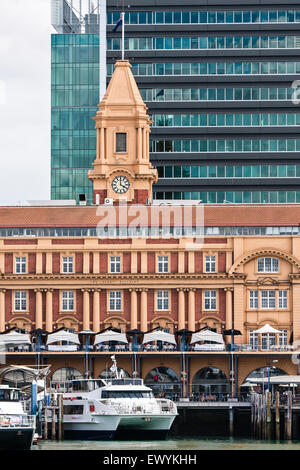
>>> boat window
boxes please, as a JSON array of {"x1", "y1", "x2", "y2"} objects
[
  {"x1": 101, "y1": 391, "x2": 153, "y2": 399},
  {"x1": 63, "y1": 405, "x2": 84, "y2": 415},
  {"x1": 71, "y1": 380, "x2": 105, "y2": 392},
  {"x1": 0, "y1": 389, "x2": 19, "y2": 402}
]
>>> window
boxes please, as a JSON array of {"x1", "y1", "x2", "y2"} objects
[
  {"x1": 15, "y1": 257, "x2": 26, "y2": 274},
  {"x1": 261, "y1": 333, "x2": 276, "y2": 350},
  {"x1": 158, "y1": 256, "x2": 169, "y2": 273},
  {"x1": 205, "y1": 256, "x2": 216, "y2": 272},
  {"x1": 110, "y1": 256, "x2": 121, "y2": 273},
  {"x1": 249, "y1": 290, "x2": 258, "y2": 309},
  {"x1": 116, "y1": 133, "x2": 127, "y2": 153},
  {"x1": 62, "y1": 256, "x2": 73, "y2": 273},
  {"x1": 249, "y1": 330, "x2": 258, "y2": 349},
  {"x1": 261, "y1": 290, "x2": 276, "y2": 309},
  {"x1": 204, "y1": 290, "x2": 217, "y2": 310},
  {"x1": 14, "y1": 291, "x2": 27, "y2": 311},
  {"x1": 109, "y1": 291, "x2": 122, "y2": 311},
  {"x1": 257, "y1": 257, "x2": 279, "y2": 272},
  {"x1": 279, "y1": 329, "x2": 288, "y2": 346},
  {"x1": 278, "y1": 290, "x2": 288, "y2": 308},
  {"x1": 62, "y1": 291, "x2": 74, "y2": 311},
  {"x1": 157, "y1": 290, "x2": 169, "y2": 310}
]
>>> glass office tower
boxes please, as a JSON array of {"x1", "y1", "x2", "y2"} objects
[{"x1": 51, "y1": 0, "x2": 300, "y2": 204}]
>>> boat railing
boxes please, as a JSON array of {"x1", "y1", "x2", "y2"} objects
[
  {"x1": 0, "y1": 414, "x2": 35, "y2": 428},
  {"x1": 156, "y1": 398, "x2": 177, "y2": 413}
]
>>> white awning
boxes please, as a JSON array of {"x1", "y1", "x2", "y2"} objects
[
  {"x1": 248, "y1": 375, "x2": 300, "y2": 385},
  {"x1": 253, "y1": 323, "x2": 282, "y2": 334},
  {"x1": 46, "y1": 330, "x2": 80, "y2": 345},
  {"x1": 190, "y1": 330, "x2": 224, "y2": 345},
  {"x1": 94, "y1": 330, "x2": 128, "y2": 345},
  {"x1": 142, "y1": 330, "x2": 176, "y2": 345},
  {"x1": 0, "y1": 331, "x2": 31, "y2": 345}
]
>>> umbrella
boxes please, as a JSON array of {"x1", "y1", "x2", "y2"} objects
[
  {"x1": 253, "y1": 323, "x2": 282, "y2": 334},
  {"x1": 142, "y1": 330, "x2": 176, "y2": 346},
  {"x1": 46, "y1": 330, "x2": 80, "y2": 345},
  {"x1": 190, "y1": 330, "x2": 224, "y2": 345},
  {"x1": 94, "y1": 330, "x2": 128, "y2": 345}
]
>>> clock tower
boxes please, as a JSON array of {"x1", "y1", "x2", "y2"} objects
[{"x1": 88, "y1": 60, "x2": 158, "y2": 204}]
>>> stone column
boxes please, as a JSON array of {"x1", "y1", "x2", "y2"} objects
[
  {"x1": 92, "y1": 289, "x2": 101, "y2": 332},
  {"x1": 130, "y1": 289, "x2": 138, "y2": 330},
  {"x1": 35, "y1": 289, "x2": 43, "y2": 330},
  {"x1": 292, "y1": 282, "x2": 300, "y2": 342},
  {"x1": 137, "y1": 127, "x2": 142, "y2": 161},
  {"x1": 0, "y1": 290, "x2": 6, "y2": 332},
  {"x1": 224, "y1": 288, "x2": 233, "y2": 330},
  {"x1": 142, "y1": 127, "x2": 147, "y2": 159},
  {"x1": 82, "y1": 289, "x2": 90, "y2": 331},
  {"x1": 100, "y1": 127, "x2": 105, "y2": 160},
  {"x1": 177, "y1": 288, "x2": 185, "y2": 330},
  {"x1": 45, "y1": 289, "x2": 53, "y2": 332},
  {"x1": 188, "y1": 289, "x2": 196, "y2": 331},
  {"x1": 140, "y1": 289, "x2": 148, "y2": 332},
  {"x1": 233, "y1": 283, "x2": 244, "y2": 344}
]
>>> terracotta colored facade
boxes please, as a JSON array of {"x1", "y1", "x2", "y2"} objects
[{"x1": 1, "y1": 60, "x2": 300, "y2": 388}]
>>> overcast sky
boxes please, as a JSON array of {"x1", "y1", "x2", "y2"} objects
[{"x1": 0, "y1": 0, "x2": 53, "y2": 202}]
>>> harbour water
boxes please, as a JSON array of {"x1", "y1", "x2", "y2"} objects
[{"x1": 34, "y1": 437, "x2": 300, "y2": 451}]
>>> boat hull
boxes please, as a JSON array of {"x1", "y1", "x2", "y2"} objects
[
  {"x1": 0, "y1": 427, "x2": 34, "y2": 450},
  {"x1": 63, "y1": 415, "x2": 120, "y2": 440},
  {"x1": 116, "y1": 414, "x2": 176, "y2": 440}
]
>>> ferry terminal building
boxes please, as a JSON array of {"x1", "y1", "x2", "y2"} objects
[{"x1": 1, "y1": 61, "x2": 300, "y2": 397}]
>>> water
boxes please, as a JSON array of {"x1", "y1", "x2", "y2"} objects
[{"x1": 34, "y1": 437, "x2": 300, "y2": 451}]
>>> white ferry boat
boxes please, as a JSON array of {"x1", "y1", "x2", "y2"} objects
[
  {"x1": 55, "y1": 358, "x2": 177, "y2": 440},
  {"x1": 60, "y1": 380, "x2": 121, "y2": 440},
  {"x1": 0, "y1": 385, "x2": 35, "y2": 450}
]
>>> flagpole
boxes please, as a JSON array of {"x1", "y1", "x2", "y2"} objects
[{"x1": 121, "y1": 11, "x2": 125, "y2": 60}]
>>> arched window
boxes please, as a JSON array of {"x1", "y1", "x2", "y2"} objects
[
  {"x1": 192, "y1": 367, "x2": 229, "y2": 398},
  {"x1": 145, "y1": 367, "x2": 180, "y2": 397},
  {"x1": 2, "y1": 369, "x2": 34, "y2": 388},
  {"x1": 242, "y1": 366, "x2": 288, "y2": 393},
  {"x1": 51, "y1": 367, "x2": 82, "y2": 383}
]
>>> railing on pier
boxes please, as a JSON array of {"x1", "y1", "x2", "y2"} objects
[
  {"x1": 162, "y1": 392, "x2": 251, "y2": 403},
  {"x1": 2, "y1": 343, "x2": 297, "y2": 353}
]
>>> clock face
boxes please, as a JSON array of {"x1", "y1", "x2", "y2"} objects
[{"x1": 112, "y1": 175, "x2": 130, "y2": 194}]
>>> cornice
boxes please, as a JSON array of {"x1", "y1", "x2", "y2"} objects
[{"x1": 1, "y1": 272, "x2": 230, "y2": 282}]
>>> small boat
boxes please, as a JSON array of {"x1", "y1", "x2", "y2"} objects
[{"x1": 0, "y1": 385, "x2": 35, "y2": 450}]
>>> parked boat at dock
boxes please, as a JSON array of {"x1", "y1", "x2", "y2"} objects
[
  {"x1": 0, "y1": 385, "x2": 35, "y2": 450},
  {"x1": 54, "y1": 357, "x2": 177, "y2": 440}
]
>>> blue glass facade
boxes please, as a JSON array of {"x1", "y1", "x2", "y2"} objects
[{"x1": 51, "y1": 1, "x2": 300, "y2": 204}]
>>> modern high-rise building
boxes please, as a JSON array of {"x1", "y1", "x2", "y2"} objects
[{"x1": 51, "y1": 0, "x2": 300, "y2": 204}]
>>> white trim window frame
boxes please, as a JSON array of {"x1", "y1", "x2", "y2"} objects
[
  {"x1": 249, "y1": 290, "x2": 258, "y2": 309},
  {"x1": 261, "y1": 290, "x2": 276, "y2": 309},
  {"x1": 204, "y1": 290, "x2": 217, "y2": 310},
  {"x1": 14, "y1": 291, "x2": 27, "y2": 311},
  {"x1": 157, "y1": 290, "x2": 169, "y2": 310},
  {"x1": 110, "y1": 256, "x2": 121, "y2": 273},
  {"x1": 109, "y1": 291, "x2": 122, "y2": 311},
  {"x1": 205, "y1": 255, "x2": 216, "y2": 273},
  {"x1": 62, "y1": 291, "x2": 74, "y2": 311},
  {"x1": 257, "y1": 257, "x2": 279, "y2": 273},
  {"x1": 158, "y1": 256, "x2": 169, "y2": 273},
  {"x1": 62, "y1": 256, "x2": 74, "y2": 274},
  {"x1": 15, "y1": 257, "x2": 26, "y2": 274},
  {"x1": 278, "y1": 290, "x2": 288, "y2": 309}
]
